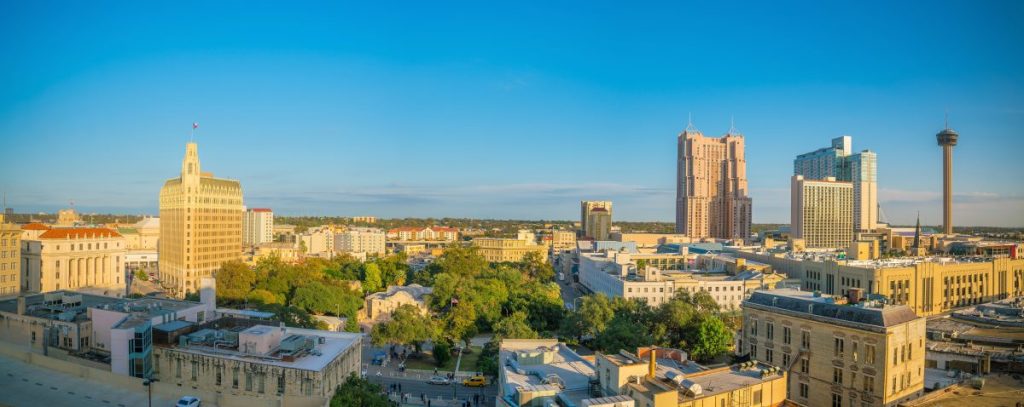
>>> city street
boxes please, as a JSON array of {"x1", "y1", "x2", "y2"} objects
[
  {"x1": 360, "y1": 337, "x2": 498, "y2": 406},
  {"x1": 0, "y1": 354, "x2": 177, "y2": 407}
]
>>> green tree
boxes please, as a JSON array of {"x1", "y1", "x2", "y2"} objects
[
  {"x1": 246, "y1": 288, "x2": 283, "y2": 306},
  {"x1": 443, "y1": 302, "x2": 479, "y2": 345},
  {"x1": 432, "y1": 340, "x2": 452, "y2": 367},
  {"x1": 594, "y1": 316, "x2": 652, "y2": 353},
  {"x1": 428, "y1": 245, "x2": 488, "y2": 278},
  {"x1": 688, "y1": 315, "x2": 732, "y2": 362},
  {"x1": 134, "y1": 269, "x2": 148, "y2": 281},
  {"x1": 331, "y1": 373, "x2": 393, "y2": 407},
  {"x1": 518, "y1": 251, "x2": 555, "y2": 282},
  {"x1": 361, "y1": 263, "x2": 383, "y2": 294},
  {"x1": 561, "y1": 294, "x2": 615, "y2": 341},
  {"x1": 215, "y1": 260, "x2": 256, "y2": 303},
  {"x1": 492, "y1": 311, "x2": 538, "y2": 340},
  {"x1": 370, "y1": 304, "x2": 438, "y2": 353},
  {"x1": 477, "y1": 340, "x2": 501, "y2": 377}
]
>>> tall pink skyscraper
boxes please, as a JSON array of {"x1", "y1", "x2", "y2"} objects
[{"x1": 675, "y1": 121, "x2": 752, "y2": 240}]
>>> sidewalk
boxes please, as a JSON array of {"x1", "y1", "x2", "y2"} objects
[{"x1": 390, "y1": 393, "x2": 486, "y2": 407}]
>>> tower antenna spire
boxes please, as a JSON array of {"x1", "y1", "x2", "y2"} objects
[
  {"x1": 685, "y1": 112, "x2": 699, "y2": 133},
  {"x1": 728, "y1": 115, "x2": 738, "y2": 135},
  {"x1": 944, "y1": 109, "x2": 949, "y2": 129}
]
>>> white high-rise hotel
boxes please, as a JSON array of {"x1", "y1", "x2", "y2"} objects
[
  {"x1": 242, "y1": 208, "x2": 274, "y2": 246},
  {"x1": 793, "y1": 136, "x2": 878, "y2": 234}
]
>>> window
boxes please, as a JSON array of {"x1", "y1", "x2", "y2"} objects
[
  {"x1": 750, "y1": 345, "x2": 757, "y2": 359},
  {"x1": 258, "y1": 373, "x2": 266, "y2": 394},
  {"x1": 753, "y1": 389, "x2": 762, "y2": 404},
  {"x1": 852, "y1": 341, "x2": 859, "y2": 362},
  {"x1": 833, "y1": 367, "x2": 843, "y2": 384},
  {"x1": 750, "y1": 319, "x2": 758, "y2": 336},
  {"x1": 800, "y1": 358, "x2": 809, "y2": 374},
  {"x1": 863, "y1": 376, "x2": 874, "y2": 392},
  {"x1": 766, "y1": 349, "x2": 774, "y2": 364},
  {"x1": 799, "y1": 383, "x2": 809, "y2": 398},
  {"x1": 834, "y1": 337, "x2": 844, "y2": 357},
  {"x1": 277, "y1": 374, "x2": 285, "y2": 394},
  {"x1": 216, "y1": 369, "x2": 222, "y2": 386},
  {"x1": 783, "y1": 326, "x2": 791, "y2": 344},
  {"x1": 191, "y1": 361, "x2": 198, "y2": 381},
  {"x1": 783, "y1": 353, "x2": 791, "y2": 368},
  {"x1": 802, "y1": 330, "x2": 811, "y2": 349},
  {"x1": 832, "y1": 393, "x2": 842, "y2": 407},
  {"x1": 233, "y1": 367, "x2": 239, "y2": 388},
  {"x1": 246, "y1": 372, "x2": 253, "y2": 391},
  {"x1": 176, "y1": 359, "x2": 182, "y2": 378},
  {"x1": 767, "y1": 323, "x2": 774, "y2": 340},
  {"x1": 866, "y1": 344, "x2": 876, "y2": 364}
]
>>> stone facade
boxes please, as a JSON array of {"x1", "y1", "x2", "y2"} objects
[
  {"x1": 21, "y1": 227, "x2": 126, "y2": 294},
  {"x1": 159, "y1": 142, "x2": 244, "y2": 296},
  {"x1": 741, "y1": 290, "x2": 926, "y2": 407},
  {"x1": 0, "y1": 216, "x2": 21, "y2": 296}
]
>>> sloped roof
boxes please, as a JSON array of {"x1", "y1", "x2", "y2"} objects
[
  {"x1": 21, "y1": 223, "x2": 50, "y2": 231},
  {"x1": 745, "y1": 289, "x2": 920, "y2": 329},
  {"x1": 39, "y1": 228, "x2": 122, "y2": 239}
]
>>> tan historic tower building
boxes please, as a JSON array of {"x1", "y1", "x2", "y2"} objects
[
  {"x1": 675, "y1": 122, "x2": 752, "y2": 240},
  {"x1": 159, "y1": 142, "x2": 243, "y2": 297}
]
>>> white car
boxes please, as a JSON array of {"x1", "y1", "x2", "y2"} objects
[
  {"x1": 426, "y1": 375, "x2": 450, "y2": 385},
  {"x1": 176, "y1": 396, "x2": 201, "y2": 407}
]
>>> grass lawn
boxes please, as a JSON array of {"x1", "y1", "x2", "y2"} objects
[{"x1": 403, "y1": 346, "x2": 483, "y2": 373}]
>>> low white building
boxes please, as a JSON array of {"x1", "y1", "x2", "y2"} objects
[{"x1": 362, "y1": 284, "x2": 432, "y2": 321}]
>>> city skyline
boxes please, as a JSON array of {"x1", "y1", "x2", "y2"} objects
[{"x1": 2, "y1": 2, "x2": 1023, "y2": 226}]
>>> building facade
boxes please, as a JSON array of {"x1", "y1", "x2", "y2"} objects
[
  {"x1": 794, "y1": 136, "x2": 878, "y2": 233},
  {"x1": 242, "y1": 208, "x2": 274, "y2": 246},
  {"x1": 334, "y1": 227, "x2": 386, "y2": 256},
  {"x1": 586, "y1": 208, "x2": 612, "y2": 241},
  {"x1": 159, "y1": 142, "x2": 244, "y2": 296},
  {"x1": 21, "y1": 227, "x2": 126, "y2": 294},
  {"x1": 386, "y1": 226, "x2": 459, "y2": 242},
  {"x1": 741, "y1": 289, "x2": 926, "y2": 407},
  {"x1": 580, "y1": 201, "x2": 613, "y2": 239},
  {"x1": 298, "y1": 226, "x2": 334, "y2": 257},
  {"x1": 472, "y1": 237, "x2": 548, "y2": 263},
  {"x1": 791, "y1": 175, "x2": 854, "y2": 249},
  {"x1": 675, "y1": 126, "x2": 752, "y2": 240},
  {"x1": 0, "y1": 215, "x2": 21, "y2": 296},
  {"x1": 361, "y1": 284, "x2": 432, "y2": 321},
  {"x1": 731, "y1": 250, "x2": 1024, "y2": 317}
]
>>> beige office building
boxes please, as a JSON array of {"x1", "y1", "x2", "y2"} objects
[
  {"x1": 586, "y1": 208, "x2": 612, "y2": 241},
  {"x1": 675, "y1": 126, "x2": 752, "y2": 240},
  {"x1": 472, "y1": 237, "x2": 547, "y2": 263},
  {"x1": 159, "y1": 142, "x2": 244, "y2": 296},
  {"x1": 791, "y1": 175, "x2": 853, "y2": 249},
  {"x1": 741, "y1": 289, "x2": 926, "y2": 407},
  {"x1": 731, "y1": 250, "x2": 1024, "y2": 317},
  {"x1": 242, "y1": 208, "x2": 274, "y2": 246},
  {"x1": 580, "y1": 201, "x2": 612, "y2": 239},
  {"x1": 21, "y1": 227, "x2": 126, "y2": 294},
  {"x1": 0, "y1": 215, "x2": 21, "y2": 296}
]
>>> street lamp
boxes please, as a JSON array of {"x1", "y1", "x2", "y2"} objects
[
  {"x1": 572, "y1": 297, "x2": 584, "y2": 311},
  {"x1": 142, "y1": 376, "x2": 158, "y2": 407}
]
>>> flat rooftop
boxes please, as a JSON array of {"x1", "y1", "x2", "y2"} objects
[
  {"x1": 670, "y1": 363, "x2": 783, "y2": 403},
  {"x1": 167, "y1": 326, "x2": 361, "y2": 372},
  {"x1": 499, "y1": 339, "x2": 596, "y2": 406},
  {"x1": 744, "y1": 289, "x2": 921, "y2": 329}
]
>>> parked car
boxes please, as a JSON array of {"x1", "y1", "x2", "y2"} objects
[
  {"x1": 371, "y1": 352, "x2": 386, "y2": 365},
  {"x1": 176, "y1": 396, "x2": 201, "y2": 407},
  {"x1": 462, "y1": 376, "x2": 487, "y2": 387},
  {"x1": 426, "y1": 375, "x2": 450, "y2": 385}
]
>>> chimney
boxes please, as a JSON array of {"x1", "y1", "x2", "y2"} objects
[
  {"x1": 648, "y1": 346, "x2": 657, "y2": 379},
  {"x1": 16, "y1": 296, "x2": 26, "y2": 315}
]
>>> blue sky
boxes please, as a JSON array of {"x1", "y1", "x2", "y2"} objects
[{"x1": 1, "y1": 1, "x2": 1022, "y2": 226}]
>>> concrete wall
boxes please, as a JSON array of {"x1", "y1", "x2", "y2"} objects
[{"x1": 0, "y1": 341, "x2": 329, "y2": 407}]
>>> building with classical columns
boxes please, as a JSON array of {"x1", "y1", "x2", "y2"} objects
[
  {"x1": 159, "y1": 142, "x2": 244, "y2": 297},
  {"x1": 20, "y1": 226, "x2": 126, "y2": 295}
]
